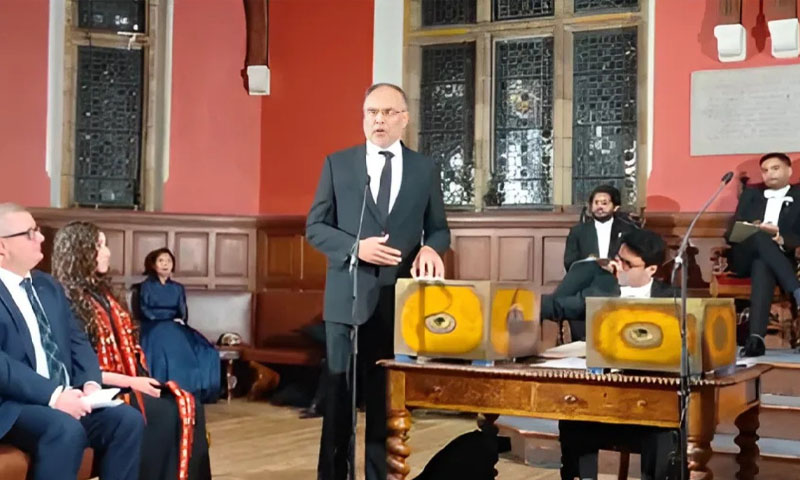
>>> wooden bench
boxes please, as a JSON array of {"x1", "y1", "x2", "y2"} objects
[{"x1": 0, "y1": 445, "x2": 93, "y2": 480}]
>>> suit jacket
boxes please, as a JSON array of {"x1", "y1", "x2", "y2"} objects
[
  {"x1": 306, "y1": 144, "x2": 451, "y2": 325},
  {"x1": 726, "y1": 185, "x2": 800, "y2": 250},
  {"x1": 563, "y1": 217, "x2": 636, "y2": 271},
  {"x1": 0, "y1": 270, "x2": 102, "y2": 438}
]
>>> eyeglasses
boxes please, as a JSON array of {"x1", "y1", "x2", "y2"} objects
[
  {"x1": 616, "y1": 254, "x2": 646, "y2": 270},
  {"x1": 1, "y1": 226, "x2": 41, "y2": 241},
  {"x1": 364, "y1": 108, "x2": 406, "y2": 119}
]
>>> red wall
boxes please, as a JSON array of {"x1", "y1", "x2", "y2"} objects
[
  {"x1": 649, "y1": 0, "x2": 800, "y2": 212},
  {"x1": 0, "y1": 0, "x2": 50, "y2": 207},
  {"x1": 165, "y1": 0, "x2": 262, "y2": 215},
  {"x1": 258, "y1": 0, "x2": 374, "y2": 215}
]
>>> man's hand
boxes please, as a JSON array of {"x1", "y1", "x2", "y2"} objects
[
  {"x1": 54, "y1": 389, "x2": 91, "y2": 419},
  {"x1": 759, "y1": 222, "x2": 779, "y2": 235},
  {"x1": 82, "y1": 382, "x2": 100, "y2": 396},
  {"x1": 358, "y1": 234, "x2": 402, "y2": 266},
  {"x1": 129, "y1": 376, "x2": 162, "y2": 397},
  {"x1": 411, "y1": 246, "x2": 445, "y2": 279}
]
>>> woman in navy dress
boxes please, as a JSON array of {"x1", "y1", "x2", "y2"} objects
[{"x1": 137, "y1": 248, "x2": 220, "y2": 403}]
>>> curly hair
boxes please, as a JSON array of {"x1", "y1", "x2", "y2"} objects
[{"x1": 51, "y1": 221, "x2": 131, "y2": 345}]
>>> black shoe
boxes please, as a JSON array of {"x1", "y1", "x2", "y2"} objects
[{"x1": 741, "y1": 335, "x2": 766, "y2": 357}]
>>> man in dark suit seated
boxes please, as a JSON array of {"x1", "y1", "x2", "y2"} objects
[
  {"x1": 542, "y1": 229, "x2": 680, "y2": 480},
  {"x1": 563, "y1": 184, "x2": 637, "y2": 272},
  {"x1": 726, "y1": 152, "x2": 800, "y2": 357},
  {"x1": 0, "y1": 203, "x2": 144, "y2": 480}
]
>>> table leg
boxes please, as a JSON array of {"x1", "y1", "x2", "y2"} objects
[
  {"x1": 387, "y1": 409, "x2": 411, "y2": 480},
  {"x1": 226, "y1": 359, "x2": 235, "y2": 404},
  {"x1": 688, "y1": 389, "x2": 716, "y2": 480},
  {"x1": 734, "y1": 405, "x2": 760, "y2": 480}
]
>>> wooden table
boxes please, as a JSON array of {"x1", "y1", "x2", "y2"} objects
[{"x1": 381, "y1": 360, "x2": 771, "y2": 480}]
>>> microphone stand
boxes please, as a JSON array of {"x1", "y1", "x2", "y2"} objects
[
  {"x1": 347, "y1": 178, "x2": 370, "y2": 480},
  {"x1": 670, "y1": 171, "x2": 733, "y2": 480}
]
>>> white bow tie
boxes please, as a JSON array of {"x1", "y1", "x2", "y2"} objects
[{"x1": 764, "y1": 189, "x2": 791, "y2": 200}]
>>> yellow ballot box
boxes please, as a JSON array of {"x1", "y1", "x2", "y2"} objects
[
  {"x1": 394, "y1": 278, "x2": 540, "y2": 362},
  {"x1": 585, "y1": 297, "x2": 737, "y2": 375}
]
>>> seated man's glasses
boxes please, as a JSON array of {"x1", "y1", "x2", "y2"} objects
[
  {"x1": 364, "y1": 108, "x2": 406, "y2": 119},
  {"x1": 1, "y1": 226, "x2": 41, "y2": 241}
]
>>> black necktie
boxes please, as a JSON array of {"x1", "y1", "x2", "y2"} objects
[
  {"x1": 20, "y1": 278, "x2": 68, "y2": 386},
  {"x1": 377, "y1": 150, "x2": 394, "y2": 219}
]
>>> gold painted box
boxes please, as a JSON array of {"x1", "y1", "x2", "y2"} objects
[
  {"x1": 585, "y1": 297, "x2": 737, "y2": 375},
  {"x1": 394, "y1": 278, "x2": 540, "y2": 361}
]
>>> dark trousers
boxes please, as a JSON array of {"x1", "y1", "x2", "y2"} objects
[
  {"x1": 730, "y1": 232, "x2": 800, "y2": 337},
  {"x1": 541, "y1": 262, "x2": 617, "y2": 341},
  {"x1": 559, "y1": 420, "x2": 680, "y2": 480},
  {"x1": 317, "y1": 286, "x2": 395, "y2": 480},
  {"x1": 4, "y1": 402, "x2": 144, "y2": 480}
]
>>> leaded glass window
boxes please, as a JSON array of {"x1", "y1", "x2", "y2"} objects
[
  {"x1": 487, "y1": 37, "x2": 554, "y2": 207},
  {"x1": 493, "y1": 0, "x2": 554, "y2": 21},
  {"x1": 419, "y1": 43, "x2": 476, "y2": 207},
  {"x1": 574, "y1": 0, "x2": 639, "y2": 14},
  {"x1": 74, "y1": 46, "x2": 143, "y2": 207},
  {"x1": 421, "y1": 0, "x2": 477, "y2": 26},
  {"x1": 572, "y1": 28, "x2": 638, "y2": 207},
  {"x1": 78, "y1": 0, "x2": 146, "y2": 32}
]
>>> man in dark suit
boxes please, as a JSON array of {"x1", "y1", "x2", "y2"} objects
[
  {"x1": 726, "y1": 152, "x2": 800, "y2": 357},
  {"x1": 306, "y1": 83, "x2": 450, "y2": 480},
  {"x1": 547, "y1": 229, "x2": 680, "y2": 480},
  {"x1": 0, "y1": 203, "x2": 143, "y2": 480},
  {"x1": 563, "y1": 184, "x2": 636, "y2": 272}
]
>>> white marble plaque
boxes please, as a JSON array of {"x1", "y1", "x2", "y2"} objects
[{"x1": 691, "y1": 64, "x2": 800, "y2": 156}]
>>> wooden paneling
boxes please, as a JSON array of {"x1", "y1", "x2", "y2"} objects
[
  {"x1": 542, "y1": 236, "x2": 568, "y2": 286},
  {"x1": 174, "y1": 232, "x2": 209, "y2": 277},
  {"x1": 215, "y1": 233, "x2": 249, "y2": 278},
  {"x1": 32, "y1": 208, "x2": 258, "y2": 290},
  {"x1": 453, "y1": 235, "x2": 492, "y2": 279},
  {"x1": 498, "y1": 236, "x2": 534, "y2": 282}
]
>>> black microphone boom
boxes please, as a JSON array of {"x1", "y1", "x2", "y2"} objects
[
  {"x1": 670, "y1": 171, "x2": 732, "y2": 480},
  {"x1": 347, "y1": 176, "x2": 370, "y2": 480}
]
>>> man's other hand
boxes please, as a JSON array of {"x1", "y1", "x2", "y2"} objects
[{"x1": 358, "y1": 234, "x2": 402, "y2": 266}]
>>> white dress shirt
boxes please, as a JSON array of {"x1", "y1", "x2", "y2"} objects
[
  {"x1": 619, "y1": 279, "x2": 654, "y2": 299},
  {"x1": 366, "y1": 140, "x2": 403, "y2": 213},
  {"x1": 594, "y1": 218, "x2": 614, "y2": 259},
  {"x1": 762, "y1": 185, "x2": 791, "y2": 226}
]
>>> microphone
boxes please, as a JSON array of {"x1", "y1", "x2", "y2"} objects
[
  {"x1": 669, "y1": 169, "x2": 734, "y2": 480},
  {"x1": 721, "y1": 171, "x2": 734, "y2": 184},
  {"x1": 349, "y1": 176, "x2": 371, "y2": 274}
]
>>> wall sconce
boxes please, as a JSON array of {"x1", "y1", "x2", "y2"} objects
[
  {"x1": 244, "y1": 0, "x2": 270, "y2": 95},
  {"x1": 714, "y1": 24, "x2": 747, "y2": 62},
  {"x1": 766, "y1": 0, "x2": 799, "y2": 58},
  {"x1": 714, "y1": 0, "x2": 745, "y2": 62}
]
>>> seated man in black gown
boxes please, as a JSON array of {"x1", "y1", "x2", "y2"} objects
[
  {"x1": 543, "y1": 229, "x2": 680, "y2": 480},
  {"x1": 726, "y1": 152, "x2": 800, "y2": 357},
  {"x1": 563, "y1": 184, "x2": 637, "y2": 273}
]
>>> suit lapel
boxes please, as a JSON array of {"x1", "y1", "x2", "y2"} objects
[
  {"x1": 609, "y1": 219, "x2": 624, "y2": 256},
  {"x1": 387, "y1": 146, "x2": 417, "y2": 230},
  {"x1": 352, "y1": 145, "x2": 383, "y2": 227},
  {"x1": 584, "y1": 222, "x2": 599, "y2": 257},
  {"x1": 0, "y1": 280, "x2": 36, "y2": 366},
  {"x1": 778, "y1": 185, "x2": 799, "y2": 227}
]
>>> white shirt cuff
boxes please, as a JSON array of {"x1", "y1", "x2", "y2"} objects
[
  {"x1": 48, "y1": 385, "x2": 64, "y2": 408},
  {"x1": 84, "y1": 381, "x2": 101, "y2": 390}
]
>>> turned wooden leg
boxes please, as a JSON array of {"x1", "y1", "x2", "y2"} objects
[
  {"x1": 387, "y1": 409, "x2": 411, "y2": 480},
  {"x1": 734, "y1": 406, "x2": 760, "y2": 480},
  {"x1": 687, "y1": 440, "x2": 713, "y2": 480}
]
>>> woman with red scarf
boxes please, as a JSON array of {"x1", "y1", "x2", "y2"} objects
[{"x1": 51, "y1": 221, "x2": 211, "y2": 480}]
